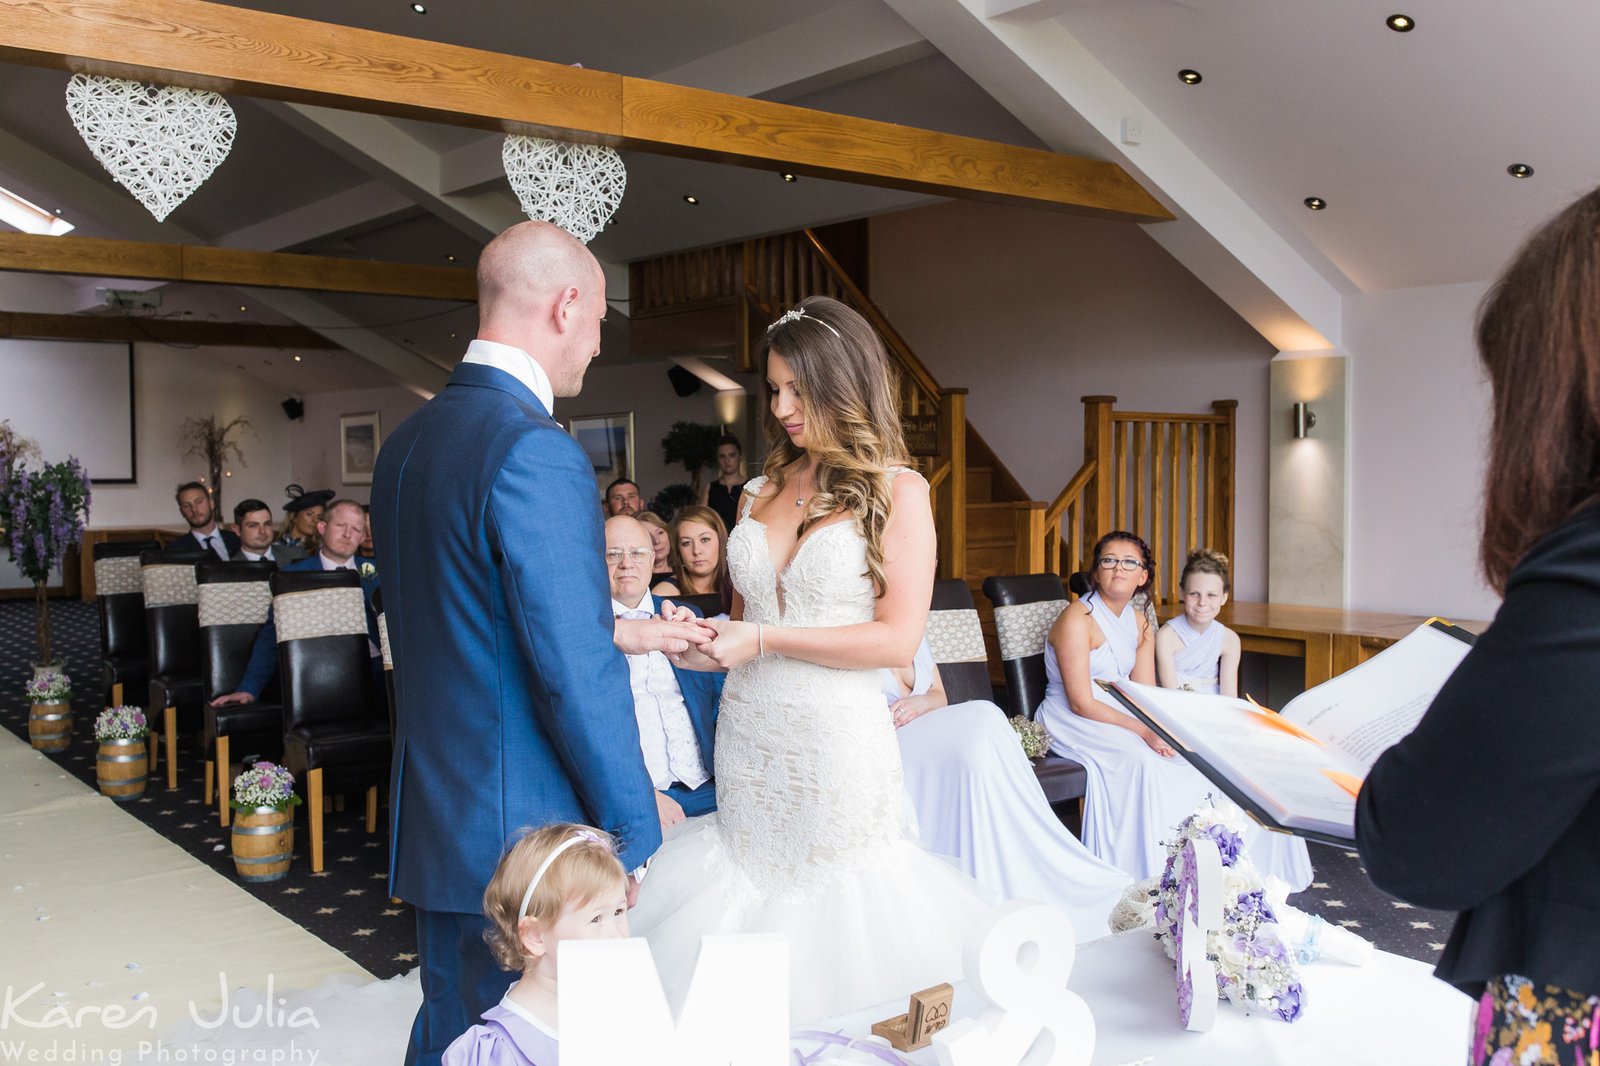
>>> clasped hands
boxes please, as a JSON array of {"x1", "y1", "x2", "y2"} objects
[{"x1": 611, "y1": 600, "x2": 764, "y2": 671}]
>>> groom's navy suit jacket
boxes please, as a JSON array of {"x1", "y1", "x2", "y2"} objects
[{"x1": 371, "y1": 361, "x2": 660, "y2": 914}]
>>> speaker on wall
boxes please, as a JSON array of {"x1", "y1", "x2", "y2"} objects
[
  {"x1": 282, "y1": 397, "x2": 304, "y2": 421},
  {"x1": 667, "y1": 365, "x2": 703, "y2": 397}
]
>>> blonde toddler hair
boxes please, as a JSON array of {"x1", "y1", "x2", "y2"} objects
[{"x1": 482, "y1": 823, "x2": 627, "y2": 971}]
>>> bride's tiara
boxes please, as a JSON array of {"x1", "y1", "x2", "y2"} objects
[
  {"x1": 518, "y1": 828, "x2": 608, "y2": 919},
  {"x1": 767, "y1": 307, "x2": 842, "y2": 340}
]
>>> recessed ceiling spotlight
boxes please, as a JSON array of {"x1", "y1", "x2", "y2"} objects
[
  {"x1": 410, "y1": 3, "x2": 425, "y2": 12},
  {"x1": 683, "y1": 195, "x2": 700, "y2": 205},
  {"x1": 1507, "y1": 163, "x2": 1534, "y2": 179},
  {"x1": 781, "y1": 173, "x2": 797, "y2": 183},
  {"x1": 1304, "y1": 197, "x2": 1327, "y2": 211},
  {"x1": 446, "y1": 254, "x2": 456, "y2": 262},
  {"x1": 449, "y1": 331, "x2": 457, "y2": 339},
  {"x1": 293, "y1": 354, "x2": 302, "y2": 362},
  {"x1": 1385, "y1": 14, "x2": 1414, "y2": 32},
  {"x1": 1177, "y1": 69, "x2": 1203, "y2": 85},
  {"x1": 238, "y1": 304, "x2": 247, "y2": 312}
]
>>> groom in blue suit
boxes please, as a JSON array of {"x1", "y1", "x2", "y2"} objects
[{"x1": 371, "y1": 222, "x2": 712, "y2": 1066}]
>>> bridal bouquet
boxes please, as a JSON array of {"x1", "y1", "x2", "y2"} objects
[
  {"x1": 1008, "y1": 715, "x2": 1050, "y2": 760},
  {"x1": 1153, "y1": 805, "x2": 1305, "y2": 1022}
]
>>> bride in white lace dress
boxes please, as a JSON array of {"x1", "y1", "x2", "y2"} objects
[{"x1": 628, "y1": 297, "x2": 992, "y2": 1024}]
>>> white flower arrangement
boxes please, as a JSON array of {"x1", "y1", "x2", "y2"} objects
[
  {"x1": 25, "y1": 671, "x2": 71, "y2": 703},
  {"x1": 1008, "y1": 715, "x2": 1051, "y2": 760},
  {"x1": 1154, "y1": 805, "x2": 1305, "y2": 1022},
  {"x1": 93, "y1": 705, "x2": 148, "y2": 741},
  {"x1": 230, "y1": 761, "x2": 303, "y2": 813}
]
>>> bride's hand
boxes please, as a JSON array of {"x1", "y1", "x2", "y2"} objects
[
  {"x1": 889, "y1": 693, "x2": 944, "y2": 729},
  {"x1": 697, "y1": 618, "x2": 762, "y2": 670}
]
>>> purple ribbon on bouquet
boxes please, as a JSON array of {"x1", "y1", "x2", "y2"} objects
[{"x1": 790, "y1": 1029, "x2": 916, "y2": 1066}]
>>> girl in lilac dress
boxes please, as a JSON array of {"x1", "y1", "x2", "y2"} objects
[
  {"x1": 444, "y1": 824, "x2": 630, "y2": 1066},
  {"x1": 1154, "y1": 549, "x2": 1242, "y2": 696}
]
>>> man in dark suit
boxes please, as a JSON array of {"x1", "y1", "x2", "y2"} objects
[
  {"x1": 165, "y1": 481, "x2": 239, "y2": 560},
  {"x1": 605, "y1": 515, "x2": 723, "y2": 825},
  {"x1": 229, "y1": 499, "x2": 307, "y2": 566},
  {"x1": 369, "y1": 221, "x2": 712, "y2": 1066},
  {"x1": 212, "y1": 499, "x2": 380, "y2": 707}
]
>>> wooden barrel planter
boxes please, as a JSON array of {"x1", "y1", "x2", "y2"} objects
[
  {"x1": 28, "y1": 703, "x2": 71, "y2": 753},
  {"x1": 232, "y1": 808, "x2": 294, "y2": 882},
  {"x1": 96, "y1": 738, "x2": 148, "y2": 801}
]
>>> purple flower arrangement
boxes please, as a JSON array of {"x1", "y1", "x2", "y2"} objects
[
  {"x1": 230, "y1": 761, "x2": 303, "y2": 813},
  {"x1": 24, "y1": 671, "x2": 71, "y2": 703},
  {"x1": 0, "y1": 431, "x2": 91, "y2": 666},
  {"x1": 1154, "y1": 806, "x2": 1305, "y2": 1023},
  {"x1": 93, "y1": 705, "x2": 148, "y2": 742}
]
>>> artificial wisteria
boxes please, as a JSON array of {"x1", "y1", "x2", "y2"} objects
[
  {"x1": 1154, "y1": 805, "x2": 1306, "y2": 1023},
  {"x1": 0, "y1": 421, "x2": 91, "y2": 666}
]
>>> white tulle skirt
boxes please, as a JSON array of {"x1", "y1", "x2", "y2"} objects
[{"x1": 629, "y1": 814, "x2": 995, "y2": 1025}]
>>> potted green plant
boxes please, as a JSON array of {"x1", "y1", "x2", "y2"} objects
[
  {"x1": 25, "y1": 671, "x2": 72, "y2": 753},
  {"x1": 230, "y1": 762, "x2": 302, "y2": 882},
  {"x1": 93, "y1": 705, "x2": 150, "y2": 801},
  {"x1": 660, "y1": 421, "x2": 721, "y2": 495}
]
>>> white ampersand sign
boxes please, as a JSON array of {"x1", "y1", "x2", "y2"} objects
[
  {"x1": 1175, "y1": 836, "x2": 1223, "y2": 1032},
  {"x1": 933, "y1": 900, "x2": 1095, "y2": 1066}
]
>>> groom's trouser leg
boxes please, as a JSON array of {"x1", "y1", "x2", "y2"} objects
[{"x1": 407, "y1": 909, "x2": 513, "y2": 1066}]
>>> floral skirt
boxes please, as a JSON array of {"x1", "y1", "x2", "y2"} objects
[{"x1": 1472, "y1": 974, "x2": 1600, "y2": 1065}]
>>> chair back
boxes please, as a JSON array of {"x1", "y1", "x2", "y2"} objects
[
  {"x1": 927, "y1": 579, "x2": 995, "y2": 706},
  {"x1": 981, "y1": 574, "x2": 1070, "y2": 720},
  {"x1": 94, "y1": 540, "x2": 155, "y2": 660},
  {"x1": 141, "y1": 549, "x2": 205, "y2": 680},
  {"x1": 270, "y1": 569, "x2": 376, "y2": 731},
  {"x1": 374, "y1": 588, "x2": 397, "y2": 738},
  {"x1": 196, "y1": 559, "x2": 276, "y2": 702}
]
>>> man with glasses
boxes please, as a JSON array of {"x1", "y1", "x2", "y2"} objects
[{"x1": 605, "y1": 515, "x2": 722, "y2": 830}]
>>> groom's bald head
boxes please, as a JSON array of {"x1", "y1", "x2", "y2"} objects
[{"x1": 476, "y1": 221, "x2": 607, "y2": 397}]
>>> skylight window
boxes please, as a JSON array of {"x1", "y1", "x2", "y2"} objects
[{"x1": 0, "y1": 183, "x2": 74, "y2": 236}]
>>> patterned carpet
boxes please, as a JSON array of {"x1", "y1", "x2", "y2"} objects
[{"x1": 0, "y1": 598, "x2": 1455, "y2": 980}]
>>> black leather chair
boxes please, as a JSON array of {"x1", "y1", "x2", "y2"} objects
[
  {"x1": 272, "y1": 569, "x2": 390, "y2": 873},
  {"x1": 925, "y1": 579, "x2": 996, "y2": 706},
  {"x1": 981, "y1": 574, "x2": 1089, "y2": 806},
  {"x1": 94, "y1": 540, "x2": 156, "y2": 709},
  {"x1": 374, "y1": 588, "x2": 396, "y2": 740},
  {"x1": 142, "y1": 549, "x2": 208, "y2": 789},
  {"x1": 670, "y1": 592, "x2": 725, "y2": 618},
  {"x1": 197, "y1": 559, "x2": 283, "y2": 826}
]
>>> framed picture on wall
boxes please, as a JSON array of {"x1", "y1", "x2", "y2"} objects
[
  {"x1": 339, "y1": 412, "x2": 381, "y2": 485},
  {"x1": 567, "y1": 412, "x2": 633, "y2": 492}
]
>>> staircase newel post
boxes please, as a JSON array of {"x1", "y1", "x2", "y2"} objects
[
  {"x1": 1083, "y1": 395, "x2": 1117, "y2": 551},
  {"x1": 1211, "y1": 399, "x2": 1238, "y2": 570},
  {"x1": 937, "y1": 388, "x2": 968, "y2": 581}
]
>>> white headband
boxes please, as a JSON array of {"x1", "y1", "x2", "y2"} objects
[
  {"x1": 767, "y1": 307, "x2": 841, "y2": 339},
  {"x1": 517, "y1": 829, "x2": 607, "y2": 920}
]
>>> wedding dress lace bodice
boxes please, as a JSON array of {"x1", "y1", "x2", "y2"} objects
[{"x1": 712, "y1": 473, "x2": 907, "y2": 901}]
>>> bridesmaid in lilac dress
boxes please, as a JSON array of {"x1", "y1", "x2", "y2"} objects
[{"x1": 1155, "y1": 549, "x2": 1242, "y2": 696}]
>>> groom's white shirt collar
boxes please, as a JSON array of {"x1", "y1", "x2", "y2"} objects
[{"x1": 461, "y1": 338, "x2": 555, "y2": 416}]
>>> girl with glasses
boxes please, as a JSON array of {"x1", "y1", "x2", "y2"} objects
[{"x1": 1036, "y1": 531, "x2": 1312, "y2": 886}]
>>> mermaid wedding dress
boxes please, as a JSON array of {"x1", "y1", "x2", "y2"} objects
[{"x1": 628, "y1": 473, "x2": 993, "y2": 1024}]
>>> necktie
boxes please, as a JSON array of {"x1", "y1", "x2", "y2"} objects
[{"x1": 202, "y1": 534, "x2": 215, "y2": 556}]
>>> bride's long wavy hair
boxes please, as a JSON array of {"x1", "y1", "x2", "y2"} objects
[{"x1": 758, "y1": 296, "x2": 909, "y2": 597}]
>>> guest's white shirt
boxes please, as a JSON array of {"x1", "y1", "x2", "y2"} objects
[
  {"x1": 612, "y1": 594, "x2": 709, "y2": 790},
  {"x1": 186, "y1": 528, "x2": 231, "y2": 561},
  {"x1": 460, "y1": 338, "x2": 555, "y2": 417},
  {"x1": 240, "y1": 547, "x2": 275, "y2": 562}
]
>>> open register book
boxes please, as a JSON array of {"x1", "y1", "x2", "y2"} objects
[{"x1": 1107, "y1": 620, "x2": 1476, "y2": 846}]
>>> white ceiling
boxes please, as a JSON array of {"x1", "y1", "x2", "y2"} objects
[{"x1": 0, "y1": 0, "x2": 1585, "y2": 392}]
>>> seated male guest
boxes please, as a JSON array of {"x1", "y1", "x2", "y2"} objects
[
  {"x1": 165, "y1": 481, "x2": 240, "y2": 559},
  {"x1": 604, "y1": 477, "x2": 642, "y2": 517},
  {"x1": 213, "y1": 499, "x2": 382, "y2": 708},
  {"x1": 606, "y1": 515, "x2": 722, "y2": 825},
  {"x1": 230, "y1": 499, "x2": 306, "y2": 565}
]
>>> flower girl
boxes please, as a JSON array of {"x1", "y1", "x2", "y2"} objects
[
  {"x1": 1155, "y1": 549, "x2": 1242, "y2": 696},
  {"x1": 444, "y1": 824, "x2": 630, "y2": 1066}
]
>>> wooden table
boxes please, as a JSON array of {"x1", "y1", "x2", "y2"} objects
[
  {"x1": 1157, "y1": 601, "x2": 1489, "y2": 689},
  {"x1": 78, "y1": 526, "x2": 184, "y2": 602}
]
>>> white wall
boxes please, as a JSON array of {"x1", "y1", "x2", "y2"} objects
[
  {"x1": 869, "y1": 200, "x2": 1277, "y2": 599},
  {"x1": 1344, "y1": 282, "x2": 1498, "y2": 620},
  {"x1": 289, "y1": 385, "x2": 426, "y2": 504}
]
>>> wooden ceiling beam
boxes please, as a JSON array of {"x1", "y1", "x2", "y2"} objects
[
  {"x1": 0, "y1": 233, "x2": 477, "y2": 301},
  {"x1": 0, "y1": 0, "x2": 1172, "y2": 222},
  {"x1": 0, "y1": 310, "x2": 343, "y2": 348}
]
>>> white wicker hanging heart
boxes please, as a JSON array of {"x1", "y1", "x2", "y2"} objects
[
  {"x1": 64, "y1": 74, "x2": 237, "y2": 222},
  {"x1": 502, "y1": 135, "x2": 626, "y2": 244}
]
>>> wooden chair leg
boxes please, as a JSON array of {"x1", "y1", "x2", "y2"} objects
[
  {"x1": 308, "y1": 768, "x2": 325, "y2": 873},
  {"x1": 111, "y1": 682, "x2": 123, "y2": 706},
  {"x1": 333, "y1": 794, "x2": 346, "y2": 813},
  {"x1": 216, "y1": 735, "x2": 231, "y2": 827},
  {"x1": 164, "y1": 706, "x2": 178, "y2": 790},
  {"x1": 147, "y1": 732, "x2": 159, "y2": 775},
  {"x1": 365, "y1": 786, "x2": 378, "y2": 833},
  {"x1": 203, "y1": 759, "x2": 214, "y2": 806}
]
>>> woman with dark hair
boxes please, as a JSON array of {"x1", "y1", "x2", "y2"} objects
[
  {"x1": 1358, "y1": 187, "x2": 1600, "y2": 1065},
  {"x1": 699, "y1": 433, "x2": 747, "y2": 533},
  {"x1": 1037, "y1": 531, "x2": 1311, "y2": 885},
  {"x1": 630, "y1": 296, "x2": 990, "y2": 1023},
  {"x1": 650, "y1": 504, "x2": 733, "y2": 614}
]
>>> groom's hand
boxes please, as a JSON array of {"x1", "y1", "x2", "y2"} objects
[{"x1": 614, "y1": 616, "x2": 714, "y2": 656}]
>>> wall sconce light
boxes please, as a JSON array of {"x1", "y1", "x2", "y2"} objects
[{"x1": 1293, "y1": 402, "x2": 1317, "y2": 439}]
